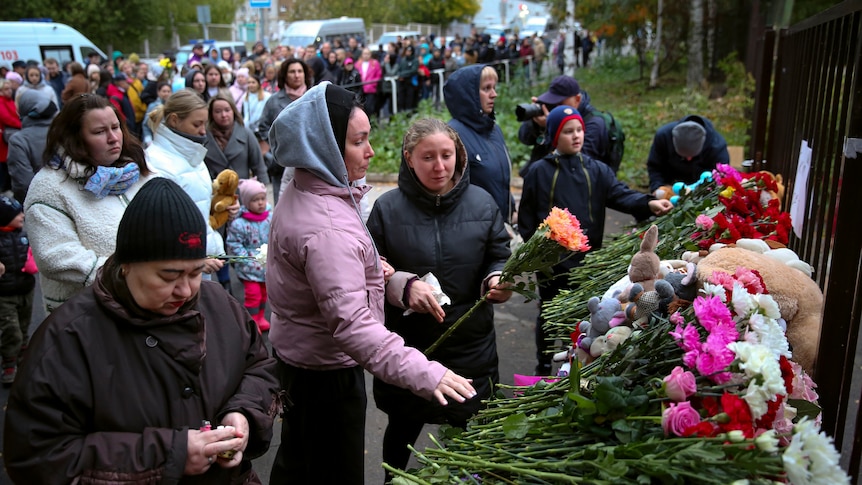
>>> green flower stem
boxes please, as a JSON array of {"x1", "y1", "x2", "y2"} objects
[
  {"x1": 425, "y1": 293, "x2": 490, "y2": 355},
  {"x1": 381, "y1": 463, "x2": 433, "y2": 485},
  {"x1": 414, "y1": 451, "x2": 591, "y2": 483}
]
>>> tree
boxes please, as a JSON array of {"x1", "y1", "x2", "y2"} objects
[
  {"x1": 401, "y1": 0, "x2": 480, "y2": 33},
  {"x1": 687, "y1": 0, "x2": 704, "y2": 89},
  {"x1": 2, "y1": 0, "x2": 244, "y2": 54},
  {"x1": 649, "y1": 0, "x2": 662, "y2": 88}
]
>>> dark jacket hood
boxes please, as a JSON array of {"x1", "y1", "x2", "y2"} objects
[
  {"x1": 184, "y1": 70, "x2": 201, "y2": 89},
  {"x1": 444, "y1": 64, "x2": 496, "y2": 135}
]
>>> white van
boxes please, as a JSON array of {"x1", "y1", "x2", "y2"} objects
[
  {"x1": 371, "y1": 31, "x2": 420, "y2": 52},
  {"x1": 175, "y1": 40, "x2": 248, "y2": 67},
  {"x1": 0, "y1": 21, "x2": 106, "y2": 66},
  {"x1": 280, "y1": 17, "x2": 366, "y2": 49}
]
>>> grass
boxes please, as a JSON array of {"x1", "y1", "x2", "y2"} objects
[{"x1": 367, "y1": 54, "x2": 753, "y2": 191}]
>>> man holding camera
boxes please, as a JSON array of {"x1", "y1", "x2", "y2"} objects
[{"x1": 517, "y1": 76, "x2": 610, "y2": 175}]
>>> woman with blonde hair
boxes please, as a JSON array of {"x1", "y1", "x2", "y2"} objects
[
  {"x1": 242, "y1": 75, "x2": 270, "y2": 134},
  {"x1": 444, "y1": 64, "x2": 514, "y2": 222},
  {"x1": 367, "y1": 118, "x2": 511, "y2": 481},
  {"x1": 146, "y1": 89, "x2": 234, "y2": 276}
]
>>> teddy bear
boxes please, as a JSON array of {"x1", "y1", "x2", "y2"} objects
[
  {"x1": 658, "y1": 262, "x2": 699, "y2": 315},
  {"x1": 210, "y1": 169, "x2": 239, "y2": 230},
  {"x1": 576, "y1": 296, "x2": 622, "y2": 355},
  {"x1": 628, "y1": 225, "x2": 661, "y2": 292},
  {"x1": 625, "y1": 279, "x2": 675, "y2": 325},
  {"x1": 697, "y1": 247, "x2": 823, "y2": 373},
  {"x1": 589, "y1": 326, "x2": 634, "y2": 357}
]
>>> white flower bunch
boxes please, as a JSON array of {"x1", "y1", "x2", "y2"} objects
[
  {"x1": 731, "y1": 285, "x2": 790, "y2": 360},
  {"x1": 727, "y1": 341, "x2": 787, "y2": 419},
  {"x1": 255, "y1": 244, "x2": 268, "y2": 265},
  {"x1": 783, "y1": 418, "x2": 849, "y2": 485}
]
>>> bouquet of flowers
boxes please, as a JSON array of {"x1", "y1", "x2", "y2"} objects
[
  {"x1": 390, "y1": 264, "x2": 848, "y2": 484},
  {"x1": 544, "y1": 164, "x2": 789, "y2": 343},
  {"x1": 425, "y1": 207, "x2": 590, "y2": 355},
  {"x1": 690, "y1": 166, "x2": 791, "y2": 249}
]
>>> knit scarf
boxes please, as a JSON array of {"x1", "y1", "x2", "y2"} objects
[
  {"x1": 284, "y1": 84, "x2": 307, "y2": 101},
  {"x1": 242, "y1": 209, "x2": 269, "y2": 222},
  {"x1": 210, "y1": 122, "x2": 234, "y2": 151},
  {"x1": 50, "y1": 151, "x2": 141, "y2": 199}
]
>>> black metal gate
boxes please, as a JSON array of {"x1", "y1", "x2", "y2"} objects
[{"x1": 750, "y1": 0, "x2": 862, "y2": 477}]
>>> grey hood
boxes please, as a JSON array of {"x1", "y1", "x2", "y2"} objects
[
  {"x1": 17, "y1": 89, "x2": 57, "y2": 126},
  {"x1": 269, "y1": 82, "x2": 348, "y2": 188}
]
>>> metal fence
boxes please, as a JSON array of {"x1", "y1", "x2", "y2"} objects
[{"x1": 749, "y1": 1, "x2": 862, "y2": 478}]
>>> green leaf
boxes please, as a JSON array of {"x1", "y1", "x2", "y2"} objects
[
  {"x1": 438, "y1": 424, "x2": 463, "y2": 440},
  {"x1": 391, "y1": 477, "x2": 420, "y2": 485},
  {"x1": 594, "y1": 377, "x2": 628, "y2": 412},
  {"x1": 501, "y1": 413, "x2": 531, "y2": 439},
  {"x1": 788, "y1": 399, "x2": 822, "y2": 422},
  {"x1": 612, "y1": 419, "x2": 636, "y2": 443},
  {"x1": 567, "y1": 392, "x2": 597, "y2": 415},
  {"x1": 626, "y1": 386, "x2": 650, "y2": 409}
]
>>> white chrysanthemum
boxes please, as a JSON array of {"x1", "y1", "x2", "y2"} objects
[
  {"x1": 701, "y1": 282, "x2": 726, "y2": 300},
  {"x1": 728, "y1": 342, "x2": 786, "y2": 420},
  {"x1": 741, "y1": 381, "x2": 773, "y2": 419},
  {"x1": 755, "y1": 429, "x2": 779, "y2": 453},
  {"x1": 255, "y1": 244, "x2": 268, "y2": 265},
  {"x1": 753, "y1": 293, "x2": 782, "y2": 320},
  {"x1": 729, "y1": 342, "x2": 772, "y2": 375},
  {"x1": 783, "y1": 418, "x2": 850, "y2": 485},
  {"x1": 732, "y1": 282, "x2": 755, "y2": 317},
  {"x1": 747, "y1": 313, "x2": 791, "y2": 359}
]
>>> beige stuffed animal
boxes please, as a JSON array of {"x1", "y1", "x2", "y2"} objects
[
  {"x1": 628, "y1": 225, "x2": 661, "y2": 292},
  {"x1": 697, "y1": 247, "x2": 823, "y2": 373},
  {"x1": 210, "y1": 169, "x2": 239, "y2": 230}
]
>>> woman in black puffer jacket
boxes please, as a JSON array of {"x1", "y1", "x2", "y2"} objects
[{"x1": 366, "y1": 118, "x2": 511, "y2": 481}]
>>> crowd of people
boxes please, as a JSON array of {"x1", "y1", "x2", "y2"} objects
[{"x1": 0, "y1": 27, "x2": 732, "y2": 483}]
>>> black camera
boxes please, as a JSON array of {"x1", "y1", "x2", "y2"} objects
[
  {"x1": 515, "y1": 103, "x2": 543, "y2": 122},
  {"x1": 515, "y1": 102, "x2": 556, "y2": 122}
]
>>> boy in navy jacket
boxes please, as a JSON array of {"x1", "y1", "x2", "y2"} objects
[{"x1": 518, "y1": 106, "x2": 673, "y2": 375}]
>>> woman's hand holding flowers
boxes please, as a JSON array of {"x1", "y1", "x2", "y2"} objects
[{"x1": 485, "y1": 275, "x2": 513, "y2": 304}]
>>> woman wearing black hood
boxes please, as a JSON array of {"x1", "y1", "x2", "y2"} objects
[
  {"x1": 366, "y1": 118, "x2": 511, "y2": 482},
  {"x1": 444, "y1": 64, "x2": 514, "y2": 222},
  {"x1": 184, "y1": 69, "x2": 207, "y2": 100}
]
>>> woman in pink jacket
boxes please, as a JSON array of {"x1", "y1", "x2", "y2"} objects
[
  {"x1": 357, "y1": 47, "x2": 383, "y2": 117},
  {"x1": 265, "y1": 83, "x2": 476, "y2": 484}
]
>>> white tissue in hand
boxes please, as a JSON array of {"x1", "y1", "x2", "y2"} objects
[{"x1": 403, "y1": 272, "x2": 451, "y2": 316}]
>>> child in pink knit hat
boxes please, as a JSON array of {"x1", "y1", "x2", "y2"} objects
[{"x1": 226, "y1": 178, "x2": 271, "y2": 332}]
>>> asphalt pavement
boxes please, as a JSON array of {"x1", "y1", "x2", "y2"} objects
[{"x1": 0, "y1": 181, "x2": 636, "y2": 485}]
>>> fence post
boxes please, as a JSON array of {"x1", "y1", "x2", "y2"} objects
[
  {"x1": 750, "y1": 28, "x2": 775, "y2": 166},
  {"x1": 388, "y1": 77, "x2": 399, "y2": 115}
]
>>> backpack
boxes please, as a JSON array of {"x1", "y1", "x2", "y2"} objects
[{"x1": 583, "y1": 109, "x2": 626, "y2": 172}]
